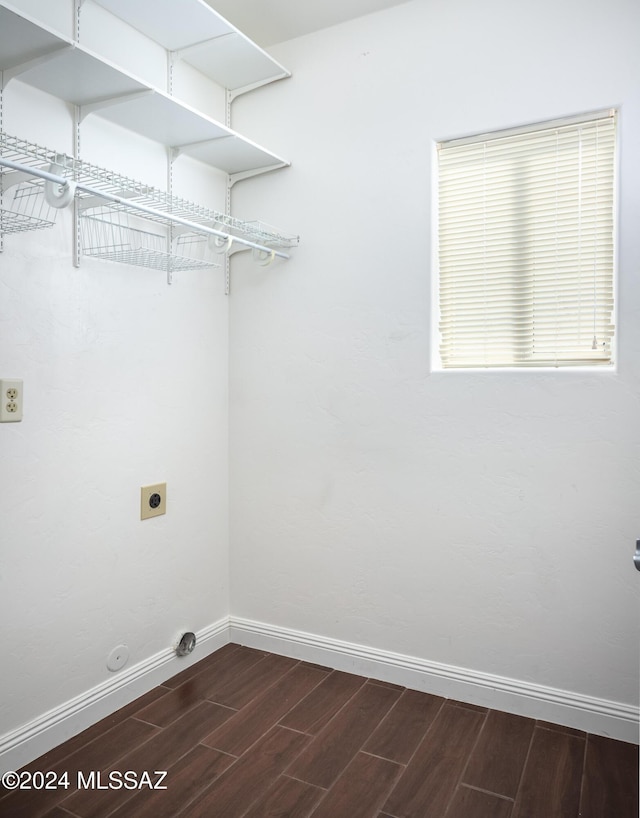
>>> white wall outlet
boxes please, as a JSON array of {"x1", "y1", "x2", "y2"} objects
[
  {"x1": 0, "y1": 379, "x2": 23, "y2": 422},
  {"x1": 141, "y1": 482, "x2": 166, "y2": 520}
]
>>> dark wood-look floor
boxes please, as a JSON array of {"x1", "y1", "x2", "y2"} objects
[{"x1": 1, "y1": 643, "x2": 637, "y2": 818}]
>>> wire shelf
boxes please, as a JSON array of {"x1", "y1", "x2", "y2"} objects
[
  {"x1": 232, "y1": 220, "x2": 298, "y2": 249},
  {"x1": 0, "y1": 130, "x2": 299, "y2": 255},
  {"x1": 80, "y1": 210, "x2": 221, "y2": 273},
  {"x1": 0, "y1": 179, "x2": 57, "y2": 235},
  {"x1": 0, "y1": 134, "x2": 61, "y2": 235},
  {"x1": 68, "y1": 153, "x2": 298, "y2": 249},
  {"x1": 72, "y1": 162, "x2": 300, "y2": 250},
  {"x1": 0, "y1": 132, "x2": 62, "y2": 171}
]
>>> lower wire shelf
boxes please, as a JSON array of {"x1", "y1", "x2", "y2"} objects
[
  {"x1": 80, "y1": 211, "x2": 221, "y2": 273},
  {"x1": 1, "y1": 130, "x2": 299, "y2": 273},
  {"x1": 1, "y1": 178, "x2": 58, "y2": 235}
]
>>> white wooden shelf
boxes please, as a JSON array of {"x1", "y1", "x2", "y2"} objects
[
  {"x1": 0, "y1": 0, "x2": 297, "y2": 281},
  {"x1": 0, "y1": 3, "x2": 67, "y2": 68},
  {"x1": 92, "y1": 0, "x2": 290, "y2": 91},
  {"x1": 0, "y1": 1, "x2": 289, "y2": 175}
]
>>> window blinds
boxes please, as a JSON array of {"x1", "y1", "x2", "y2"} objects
[{"x1": 437, "y1": 111, "x2": 616, "y2": 368}]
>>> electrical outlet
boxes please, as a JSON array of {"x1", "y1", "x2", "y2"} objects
[
  {"x1": 0, "y1": 379, "x2": 23, "y2": 422},
  {"x1": 141, "y1": 482, "x2": 166, "y2": 520}
]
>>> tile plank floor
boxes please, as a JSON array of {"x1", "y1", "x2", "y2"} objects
[{"x1": 1, "y1": 643, "x2": 637, "y2": 818}]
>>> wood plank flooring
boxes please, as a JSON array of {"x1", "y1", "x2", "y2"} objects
[{"x1": 1, "y1": 643, "x2": 637, "y2": 818}]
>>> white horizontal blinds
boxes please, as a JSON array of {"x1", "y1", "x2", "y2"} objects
[{"x1": 438, "y1": 111, "x2": 616, "y2": 368}]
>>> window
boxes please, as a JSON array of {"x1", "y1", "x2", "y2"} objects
[{"x1": 436, "y1": 111, "x2": 616, "y2": 368}]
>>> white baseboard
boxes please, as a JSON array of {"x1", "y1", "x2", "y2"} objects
[
  {"x1": 229, "y1": 616, "x2": 639, "y2": 744},
  {"x1": 3, "y1": 613, "x2": 636, "y2": 775},
  {"x1": 0, "y1": 618, "x2": 230, "y2": 775}
]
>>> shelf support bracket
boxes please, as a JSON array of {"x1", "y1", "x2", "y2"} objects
[
  {"x1": 0, "y1": 169, "x2": 35, "y2": 191},
  {"x1": 76, "y1": 195, "x2": 106, "y2": 212},
  {"x1": 0, "y1": 80, "x2": 3, "y2": 254},
  {"x1": 2, "y1": 44, "x2": 75, "y2": 87},
  {"x1": 228, "y1": 162, "x2": 289, "y2": 188},
  {"x1": 166, "y1": 144, "x2": 174, "y2": 286},
  {"x1": 78, "y1": 89, "x2": 155, "y2": 122},
  {"x1": 73, "y1": 105, "x2": 81, "y2": 267},
  {"x1": 172, "y1": 36, "x2": 290, "y2": 101},
  {"x1": 225, "y1": 88, "x2": 232, "y2": 295},
  {"x1": 228, "y1": 73, "x2": 291, "y2": 104}
]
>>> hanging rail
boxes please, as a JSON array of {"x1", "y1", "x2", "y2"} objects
[{"x1": 0, "y1": 156, "x2": 290, "y2": 263}]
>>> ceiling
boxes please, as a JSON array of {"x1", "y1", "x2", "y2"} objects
[{"x1": 206, "y1": 0, "x2": 412, "y2": 47}]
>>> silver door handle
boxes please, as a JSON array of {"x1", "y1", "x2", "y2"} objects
[{"x1": 634, "y1": 541, "x2": 640, "y2": 572}]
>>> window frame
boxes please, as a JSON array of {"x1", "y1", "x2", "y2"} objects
[{"x1": 431, "y1": 110, "x2": 619, "y2": 373}]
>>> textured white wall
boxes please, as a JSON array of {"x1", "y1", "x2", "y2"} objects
[
  {"x1": 229, "y1": 0, "x2": 640, "y2": 707},
  {"x1": 0, "y1": 41, "x2": 230, "y2": 738}
]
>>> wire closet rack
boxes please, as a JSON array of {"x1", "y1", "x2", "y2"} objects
[
  {"x1": 0, "y1": 131, "x2": 299, "y2": 272},
  {"x1": 79, "y1": 209, "x2": 221, "y2": 273},
  {"x1": 0, "y1": 178, "x2": 57, "y2": 235},
  {"x1": 0, "y1": 134, "x2": 59, "y2": 235}
]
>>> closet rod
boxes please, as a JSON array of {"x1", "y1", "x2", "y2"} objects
[{"x1": 0, "y1": 156, "x2": 290, "y2": 261}]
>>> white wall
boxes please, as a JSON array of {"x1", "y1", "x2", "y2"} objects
[
  {"x1": 0, "y1": 5, "x2": 230, "y2": 759},
  {"x1": 229, "y1": 0, "x2": 640, "y2": 713}
]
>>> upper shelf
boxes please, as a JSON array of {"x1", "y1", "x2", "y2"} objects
[
  {"x1": 0, "y1": 1, "x2": 290, "y2": 175},
  {"x1": 91, "y1": 0, "x2": 290, "y2": 92}
]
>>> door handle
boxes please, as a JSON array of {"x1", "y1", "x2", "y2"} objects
[{"x1": 634, "y1": 541, "x2": 640, "y2": 572}]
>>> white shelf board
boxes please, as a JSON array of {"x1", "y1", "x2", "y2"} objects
[
  {"x1": 0, "y1": 2, "x2": 70, "y2": 71},
  {"x1": 182, "y1": 31, "x2": 289, "y2": 91},
  {"x1": 0, "y1": 2, "x2": 289, "y2": 176},
  {"x1": 96, "y1": 91, "x2": 289, "y2": 175},
  {"x1": 92, "y1": 0, "x2": 290, "y2": 90},
  {"x1": 182, "y1": 133, "x2": 289, "y2": 175},
  {"x1": 0, "y1": 3, "x2": 146, "y2": 104},
  {"x1": 92, "y1": 0, "x2": 229, "y2": 50},
  {"x1": 87, "y1": 89, "x2": 229, "y2": 146},
  {"x1": 13, "y1": 45, "x2": 148, "y2": 107}
]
